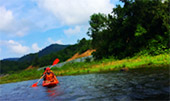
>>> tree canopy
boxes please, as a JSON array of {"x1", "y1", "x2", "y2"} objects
[{"x1": 88, "y1": 0, "x2": 170, "y2": 59}]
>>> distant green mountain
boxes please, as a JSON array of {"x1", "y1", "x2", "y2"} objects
[
  {"x1": 1, "y1": 44, "x2": 69, "y2": 73},
  {"x1": 34, "y1": 38, "x2": 92, "y2": 67},
  {"x1": 1, "y1": 38, "x2": 91, "y2": 74},
  {"x1": 18, "y1": 53, "x2": 37, "y2": 62},
  {"x1": 19, "y1": 44, "x2": 69, "y2": 62},
  {"x1": 38, "y1": 44, "x2": 69, "y2": 57},
  {"x1": 2, "y1": 58, "x2": 19, "y2": 61}
]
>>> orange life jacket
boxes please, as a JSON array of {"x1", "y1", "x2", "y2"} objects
[{"x1": 45, "y1": 72, "x2": 54, "y2": 81}]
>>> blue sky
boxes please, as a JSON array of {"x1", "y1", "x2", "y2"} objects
[{"x1": 0, "y1": 0, "x2": 123, "y2": 59}]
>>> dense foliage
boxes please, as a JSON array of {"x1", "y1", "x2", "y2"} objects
[
  {"x1": 0, "y1": 61, "x2": 30, "y2": 73},
  {"x1": 88, "y1": 0, "x2": 170, "y2": 59}
]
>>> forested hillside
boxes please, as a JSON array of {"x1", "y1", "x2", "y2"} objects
[
  {"x1": 33, "y1": 38, "x2": 92, "y2": 67},
  {"x1": 18, "y1": 44, "x2": 69, "y2": 62},
  {"x1": 87, "y1": 0, "x2": 169, "y2": 59},
  {"x1": 1, "y1": 38, "x2": 91, "y2": 73},
  {"x1": 2, "y1": 58, "x2": 19, "y2": 61}
]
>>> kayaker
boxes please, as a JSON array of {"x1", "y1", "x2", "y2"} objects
[{"x1": 44, "y1": 67, "x2": 58, "y2": 83}]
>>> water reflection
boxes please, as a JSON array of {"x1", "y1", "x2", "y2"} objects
[
  {"x1": 46, "y1": 88, "x2": 58, "y2": 97},
  {"x1": 45, "y1": 85, "x2": 63, "y2": 97}
]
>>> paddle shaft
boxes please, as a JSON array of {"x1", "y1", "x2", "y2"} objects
[{"x1": 36, "y1": 75, "x2": 45, "y2": 84}]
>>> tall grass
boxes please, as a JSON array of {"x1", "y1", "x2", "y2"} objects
[
  {"x1": 52, "y1": 53, "x2": 170, "y2": 76},
  {"x1": 0, "y1": 69, "x2": 43, "y2": 84}
]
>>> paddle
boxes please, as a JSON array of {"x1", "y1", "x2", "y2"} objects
[{"x1": 31, "y1": 58, "x2": 60, "y2": 87}]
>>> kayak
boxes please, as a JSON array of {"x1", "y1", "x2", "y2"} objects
[{"x1": 42, "y1": 79, "x2": 59, "y2": 87}]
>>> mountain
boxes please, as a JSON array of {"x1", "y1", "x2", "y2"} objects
[
  {"x1": 38, "y1": 44, "x2": 69, "y2": 57},
  {"x1": 19, "y1": 44, "x2": 69, "y2": 62},
  {"x1": 1, "y1": 38, "x2": 91, "y2": 73},
  {"x1": 18, "y1": 53, "x2": 37, "y2": 62},
  {"x1": 2, "y1": 58, "x2": 19, "y2": 61}
]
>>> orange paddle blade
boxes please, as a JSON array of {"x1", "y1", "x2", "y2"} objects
[
  {"x1": 52, "y1": 58, "x2": 60, "y2": 66},
  {"x1": 31, "y1": 82, "x2": 38, "y2": 87}
]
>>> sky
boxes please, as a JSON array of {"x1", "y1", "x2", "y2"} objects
[{"x1": 0, "y1": 0, "x2": 123, "y2": 60}]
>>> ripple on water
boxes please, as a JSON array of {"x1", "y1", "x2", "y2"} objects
[{"x1": 0, "y1": 67, "x2": 169, "y2": 100}]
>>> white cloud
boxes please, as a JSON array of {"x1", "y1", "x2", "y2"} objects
[
  {"x1": 0, "y1": 7, "x2": 30, "y2": 37},
  {"x1": 32, "y1": 43, "x2": 41, "y2": 52},
  {"x1": 0, "y1": 40, "x2": 30, "y2": 54},
  {"x1": 8, "y1": 40, "x2": 30, "y2": 54},
  {"x1": 0, "y1": 0, "x2": 115, "y2": 38},
  {"x1": 47, "y1": 38, "x2": 54, "y2": 44},
  {"x1": 16, "y1": 27, "x2": 29, "y2": 37},
  {"x1": 0, "y1": 7, "x2": 14, "y2": 31},
  {"x1": 1, "y1": 0, "x2": 115, "y2": 37},
  {"x1": 64, "y1": 26, "x2": 81, "y2": 36},
  {"x1": 36, "y1": 0, "x2": 114, "y2": 25},
  {"x1": 56, "y1": 40, "x2": 63, "y2": 44},
  {"x1": 47, "y1": 38, "x2": 63, "y2": 44},
  {"x1": 0, "y1": 40, "x2": 45, "y2": 59}
]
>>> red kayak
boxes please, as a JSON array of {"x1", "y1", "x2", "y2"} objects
[{"x1": 42, "y1": 79, "x2": 59, "y2": 87}]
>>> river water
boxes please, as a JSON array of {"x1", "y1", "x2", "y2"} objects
[{"x1": 0, "y1": 67, "x2": 169, "y2": 101}]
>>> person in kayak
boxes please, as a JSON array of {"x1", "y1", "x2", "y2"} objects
[{"x1": 44, "y1": 67, "x2": 58, "y2": 83}]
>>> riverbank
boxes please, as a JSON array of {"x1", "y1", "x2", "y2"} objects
[{"x1": 0, "y1": 53, "x2": 169, "y2": 84}]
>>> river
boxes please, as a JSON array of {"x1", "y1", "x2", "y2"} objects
[{"x1": 0, "y1": 67, "x2": 169, "y2": 101}]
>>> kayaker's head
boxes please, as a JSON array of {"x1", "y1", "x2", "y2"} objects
[
  {"x1": 46, "y1": 67, "x2": 51, "y2": 73},
  {"x1": 44, "y1": 68, "x2": 46, "y2": 71}
]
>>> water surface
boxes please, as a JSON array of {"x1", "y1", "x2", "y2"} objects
[{"x1": 0, "y1": 67, "x2": 169, "y2": 101}]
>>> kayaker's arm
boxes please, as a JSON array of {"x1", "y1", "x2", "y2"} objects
[
  {"x1": 54, "y1": 76, "x2": 58, "y2": 81},
  {"x1": 52, "y1": 73, "x2": 58, "y2": 81}
]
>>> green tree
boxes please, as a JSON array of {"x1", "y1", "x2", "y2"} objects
[{"x1": 88, "y1": 0, "x2": 170, "y2": 59}]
